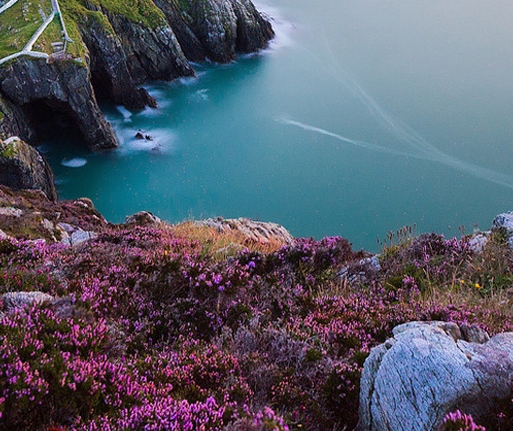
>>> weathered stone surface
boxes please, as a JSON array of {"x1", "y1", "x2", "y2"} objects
[
  {"x1": 0, "y1": 58, "x2": 117, "y2": 150},
  {"x1": 468, "y1": 232, "x2": 489, "y2": 253},
  {"x1": 58, "y1": 222, "x2": 97, "y2": 246},
  {"x1": 340, "y1": 255, "x2": 381, "y2": 284},
  {"x1": 2, "y1": 291, "x2": 54, "y2": 313},
  {"x1": 124, "y1": 211, "x2": 162, "y2": 226},
  {"x1": 105, "y1": 14, "x2": 194, "y2": 84},
  {"x1": 0, "y1": 185, "x2": 107, "y2": 242},
  {"x1": 0, "y1": 137, "x2": 57, "y2": 200},
  {"x1": 78, "y1": 15, "x2": 157, "y2": 110},
  {"x1": 181, "y1": 0, "x2": 274, "y2": 62},
  {"x1": 358, "y1": 321, "x2": 513, "y2": 431},
  {"x1": 492, "y1": 212, "x2": 513, "y2": 248},
  {"x1": 197, "y1": 217, "x2": 295, "y2": 245}
]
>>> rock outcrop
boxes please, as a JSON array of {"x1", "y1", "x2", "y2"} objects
[
  {"x1": 0, "y1": 57, "x2": 117, "y2": 150},
  {"x1": 0, "y1": 185, "x2": 107, "y2": 241},
  {"x1": 492, "y1": 211, "x2": 513, "y2": 248},
  {"x1": 358, "y1": 321, "x2": 513, "y2": 431},
  {"x1": 0, "y1": 136, "x2": 57, "y2": 200},
  {"x1": 196, "y1": 217, "x2": 295, "y2": 245},
  {"x1": 125, "y1": 210, "x2": 162, "y2": 226}
]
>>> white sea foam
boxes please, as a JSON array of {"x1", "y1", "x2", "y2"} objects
[
  {"x1": 116, "y1": 128, "x2": 176, "y2": 155},
  {"x1": 115, "y1": 106, "x2": 133, "y2": 122},
  {"x1": 254, "y1": 1, "x2": 295, "y2": 52},
  {"x1": 191, "y1": 88, "x2": 210, "y2": 102},
  {"x1": 61, "y1": 157, "x2": 87, "y2": 168}
]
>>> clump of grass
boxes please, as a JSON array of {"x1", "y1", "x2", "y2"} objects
[{"x1": 171, "y1": 221, "x2": 289, "y2": 259}]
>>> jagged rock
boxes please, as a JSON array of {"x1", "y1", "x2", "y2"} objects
[
  {"x1": 468, "y1": 232, "x2": 489, "y2": 253},
  {"x1": 124, "y1": 211, "x2": 162, "y2": 226},
  {"x1": 358, "y1": 321, "x2": 513, "y2": 431},
  {"x1": 152, "y1": 0, "x2": 206, "y2": 62},
  {"x1": 58, "y1": 222, "x2": 97, "y2": 246},
  {"x1": 0, "y1": 137, "x2": 57, "y2": 200},
  {"x1": 2, "y1": 291, "x2": 54, "y2": 313},
  {"x1": 78, "y1": 15, "x2": 157, "y2": 110},
  {"x1": 104, "y1": 13, "x2": 194, "y2": 84},
  {"x1": 492, "y1": 212, "x2": 513, "y2": 248},
  {"x1": 0, "y1": 0, "x2": 272, "y2": 158},
  {"x1": 197, "y1": 217, "x2": 295, "y2": 245},
  {"x1": 0, "y1": 58, "x2": 117, "y2": 150},
  {"x1": 180, "y1": 0, "x2": 274, "y2": 63}
]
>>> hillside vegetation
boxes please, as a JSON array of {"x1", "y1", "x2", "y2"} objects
[{"x1": 0, "y1": 187, "x2": 513, "y2": 430}]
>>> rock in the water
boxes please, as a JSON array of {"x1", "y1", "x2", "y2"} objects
[
  {"x1": 358, "y1": 321, "x2": 513, "y2": 431},
  {"x1": 0, "y1": 137, "x2": 57, "y2": 200},
  {"x1": 124, "y1": 211, "x2": 162, "y2": 226},
  {"x1": 197, "y1": 217, "x2": 295, "y2": 245},
  {"x1": 2, "y1": 291, "x2": 54, "y2": 313}
]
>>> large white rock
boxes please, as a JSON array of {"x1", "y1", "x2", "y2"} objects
[{"x1": 358, "y1": 321, "x2": 513, "y2": 431}]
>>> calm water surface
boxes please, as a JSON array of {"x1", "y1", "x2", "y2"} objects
[{"x1": 45, "y1": 0, "x2": 513, "y2": 251}]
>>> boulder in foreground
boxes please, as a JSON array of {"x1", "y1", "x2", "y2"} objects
[{"x1": 358, "y1": 321, "x2": 513, "y2": 431}]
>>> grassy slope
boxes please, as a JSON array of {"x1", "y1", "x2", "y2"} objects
[{"x1": 0, "y1": 0, "x2": 170, "y2": 61}]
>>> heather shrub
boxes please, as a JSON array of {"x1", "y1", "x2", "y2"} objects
[{"x1": 443, "y1": 410, "x2": 486, "y2": 431}]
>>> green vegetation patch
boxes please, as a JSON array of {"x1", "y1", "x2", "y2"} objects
[
  {"x1": 0, "y1": 0, "x2": 53, "y2": 58},
  {"x1": 0, "y1": 141, "x2": 18, "y2": 158},
  {"x1": 79, "y1": 0, "x2": 168, "y2": 29}
]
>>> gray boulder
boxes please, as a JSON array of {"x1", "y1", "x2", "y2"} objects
[
  {"x1": 492, "y1": 212, "x2": 513, "y2": 248},
  {"x1": 2, "y1": 291, "x2": 54, "y2": 313},
  {"x1": 124, "y1": 211, "x2": 162, "y2": 226},
  {"x1": 197, "y1": 217, "x2": 295, "y2": 245},
  {"x1": 358, "y1": 321, "x2": 513, "y2": 431},
  {"x1": 58, "y1": 222, "x2": 97, "y2": 246}
]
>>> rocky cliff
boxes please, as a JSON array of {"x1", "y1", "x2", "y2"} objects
[
  {"x1": 0, "y1": 0, "x2": 274, "y2": 152},
  {"x1": 0, "y1": 137, "x2": 57, "y2": 200}
]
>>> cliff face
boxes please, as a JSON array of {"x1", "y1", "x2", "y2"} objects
[
  {"x1": 0, "y1": 57, "x2": 118, "y2": 150},
  {"x1": 0, "y1": 0, "x2": 274, "y2": 152},
  {"x1": 0, "y1": 137, "x2": 57, "y2": 200}
]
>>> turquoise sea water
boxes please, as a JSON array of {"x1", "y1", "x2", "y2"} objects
[{"x1": 44, "y1": 0, "x2": 513, "y2": 251}]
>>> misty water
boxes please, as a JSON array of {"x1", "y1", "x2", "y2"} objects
[{"x1": 44, "y1": 0, "x2": 513, "y2": 251}]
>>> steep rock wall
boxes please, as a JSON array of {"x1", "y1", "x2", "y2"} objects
[{"x1": 0, "y1": 58, "x2": 117, "y2": 150}]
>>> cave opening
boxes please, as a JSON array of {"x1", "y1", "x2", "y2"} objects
[
  {"x1": 20, "y1": 98, "x2": 87, "y2": 154},
  {"x1": 90, "y1": 67, "x2": 114, "y2": 105}
]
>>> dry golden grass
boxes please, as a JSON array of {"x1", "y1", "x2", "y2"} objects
[{"x1": 170, "y1": 221, "x2": 288, "y2": 259}]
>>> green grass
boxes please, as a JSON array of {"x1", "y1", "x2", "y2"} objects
[
  {"x1": 80, "y1": 0, "x2": 168, "y2": 29},
  {"x1": 0, "y1": 141, "x2": 18, "y2": 158},
  {"x1": 0, "y1": 0, "x2": 172, "y2": 63},
  {"x1": 0, "y1": 0, "x2": 52, "y2": 58}
]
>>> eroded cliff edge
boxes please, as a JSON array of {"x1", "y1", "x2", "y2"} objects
[{"x1": 0, "y1": 0, "x2": 274, "y2": 153}]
